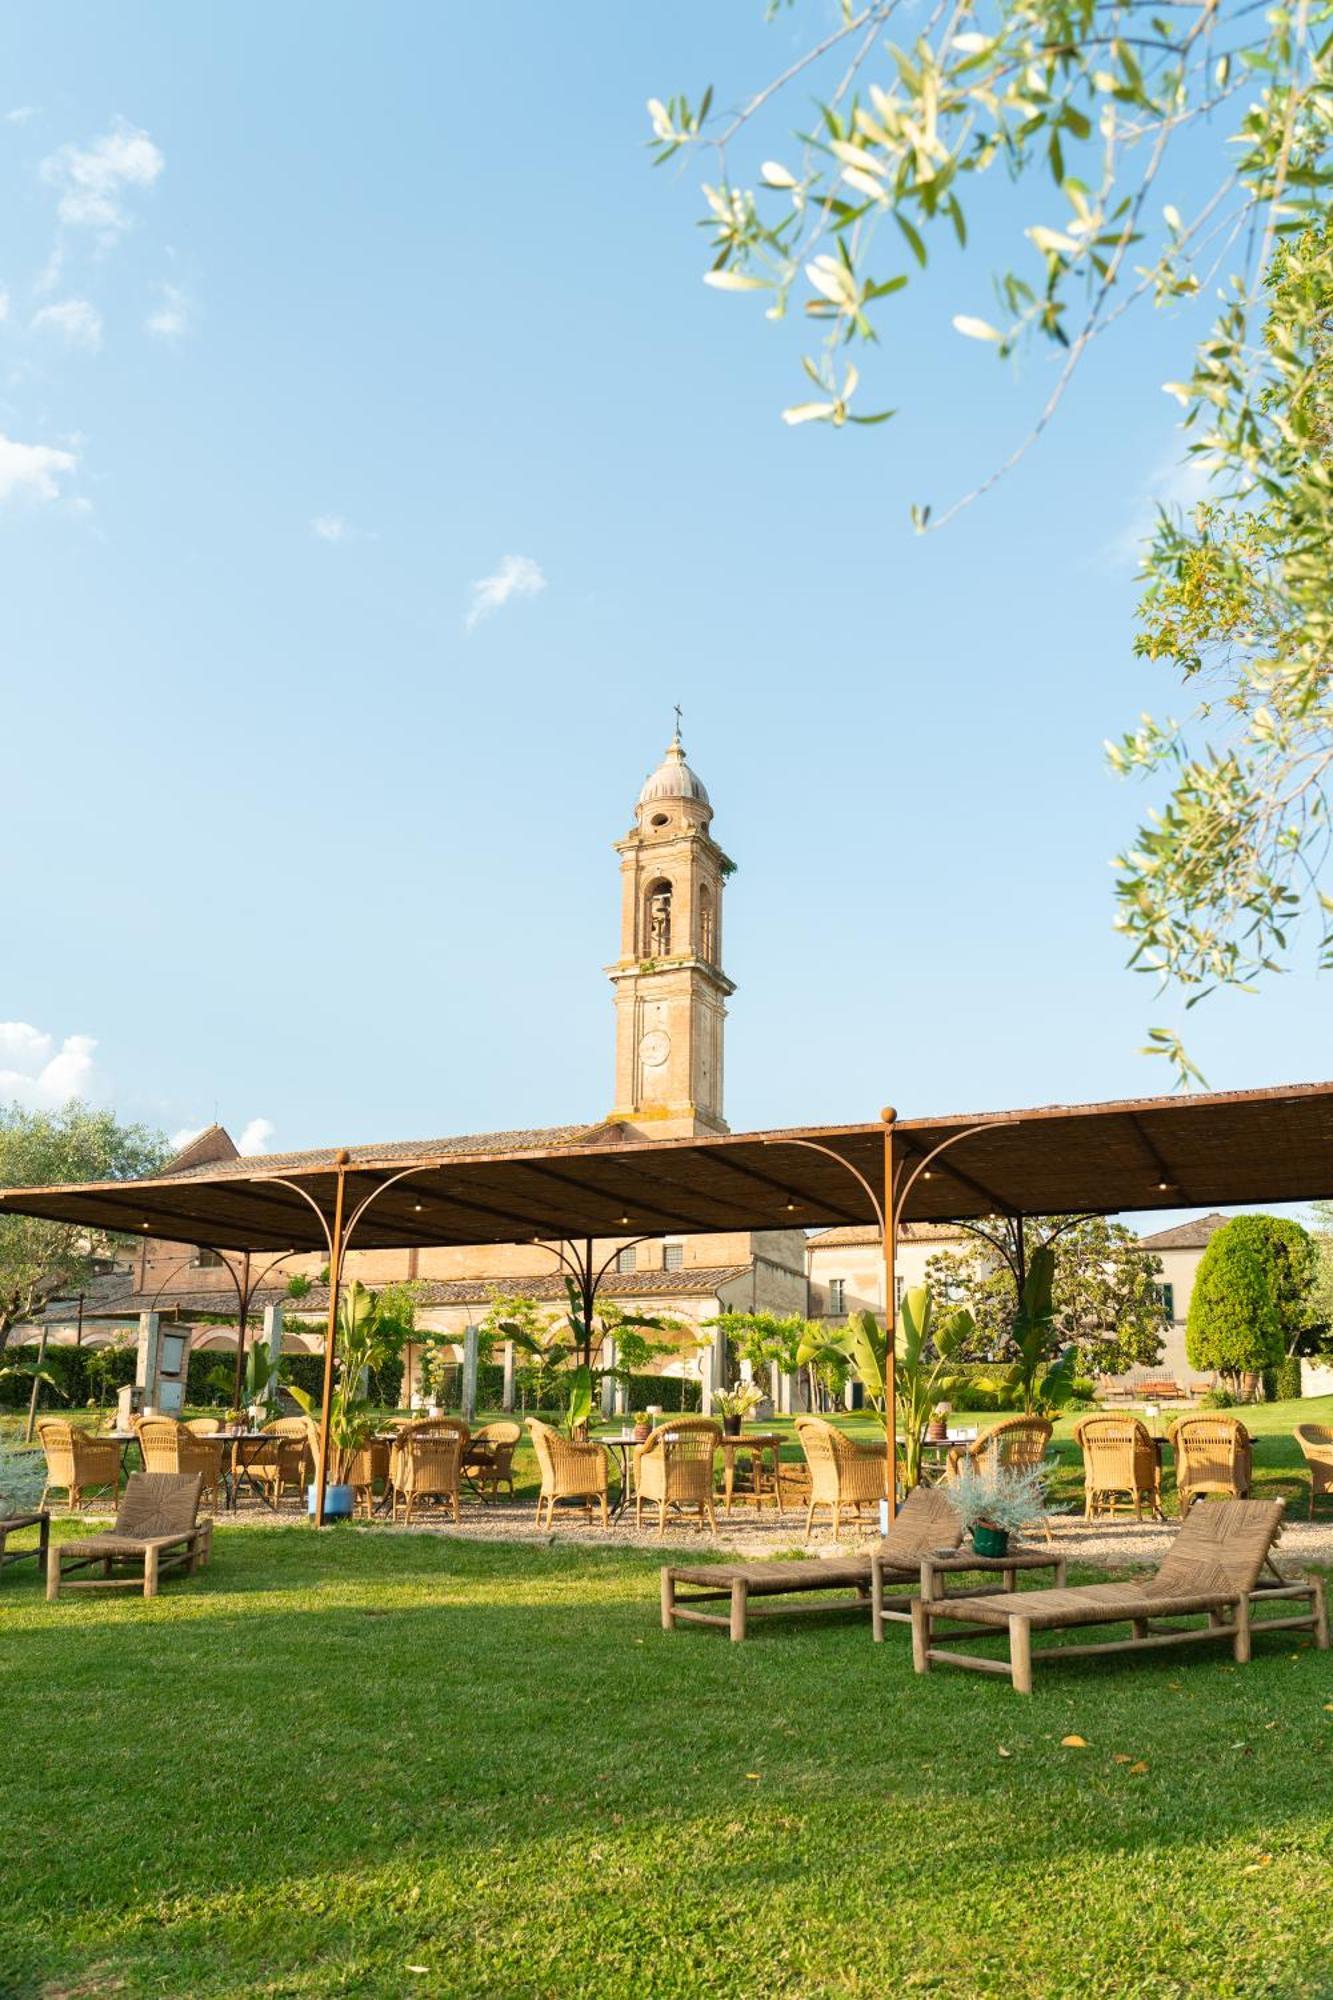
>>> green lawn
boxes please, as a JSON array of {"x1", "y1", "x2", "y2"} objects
[{"x1": 4, "y1": 1499, "x2": 1333, "y2": 1999}]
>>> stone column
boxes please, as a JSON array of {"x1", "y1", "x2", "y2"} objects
[
  {"x1": 699, "y1": 1343, "x2": 715, "y2": 1417},
  {"x1": 600, "y1": 1337, "x2": 617, "y2": 1418},
  {"x1": 502, "y1": 1340, "x2": 515, "y2": 1413},
  {"x1": 263, "y1": 1303, "x2": 284, "y2": 1389},
  {"x1": 136, "y1": 1312, "x2": 161, "y2": 1404},
  {"x1": 461, "y1": 1325, "x2": 479, "y2": 1424}
]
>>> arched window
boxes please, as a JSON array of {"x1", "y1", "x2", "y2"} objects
[
  {"x1": 698, "y1": 885, "x2": 715, "y2": 963},
  {"x1": 644, "y1": 878, "x2": 672, "y2": 955}
]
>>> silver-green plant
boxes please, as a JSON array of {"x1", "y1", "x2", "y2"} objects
[
  {"x1": 945, "y1": 1460, "x2": 1052, "y2": 1538},
  {"x1": 0, "y1": 1439, "x2": 46, "y2": 1517}
]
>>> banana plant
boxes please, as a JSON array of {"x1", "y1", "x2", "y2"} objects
[
  {"x1": 895, "y1": 1287, "x2": 973, "y2": 1490},
  {"x1": 797, "y1": 1308, "x2": 888, "y2": 1409},
  {"x1": 1006, "y1": 1246, "x2": 1078, "y2": 1415},
  {"x1": 291, "y1": 1281, "x2": 397, "y2": 1480}
]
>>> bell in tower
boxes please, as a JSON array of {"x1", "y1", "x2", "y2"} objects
[{"x1": 606, "y1": 722, "x2": 735, "y2": 1137}]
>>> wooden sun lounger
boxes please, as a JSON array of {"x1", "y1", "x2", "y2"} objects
[
  {"x1": 911, "y1": 1498, "x2": 1327, "y2": 1692},
  {"x1": 47, "y1": 1472, "x2": 210, "y2": 1602},
  {"x1": 661, "y1": 1484, "x2": 961, "y2": 1642}
]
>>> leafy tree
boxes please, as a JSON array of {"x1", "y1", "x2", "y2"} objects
[
  {"x1": 711, "y1": 1308, "x2": 847, "y2": 1409},
  {"x1": 925, "y1": 1215, "x2": 1168, "y2": 1374},
  {"x1": 650, "y1": 14, "x2": 1332, "y2": 1068},
  {"x1": 478, "y1": 1290, "x2": 683, "y2": 1432},
  {"x1": 0, "y1": 1101, "x2": 166, "y2": 1355},
  {"x1": 1308, "y1": 1200, "x2": 1333, "y2": 1347},
  {"x1": 1186, "y1": 1212, "x2": 1316, "y2": 1391},
  {"x1": 1111, "y1": 220, "x2": 1333, "y2": 1077}
]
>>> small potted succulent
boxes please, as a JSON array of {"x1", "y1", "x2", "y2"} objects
[
  {"x1": 925, "y1": 1399, "x2": 951, "y2": 1443},
  {"x1": 632, "y1": 1411, "x2": 652, "y2": 1444},
  {"x1": 713, "y1": 1380, "x2": 763, "y2": 1437},
  {"x1": 944, "y1": 1461, "x2": 1052, "y2": 1558}
]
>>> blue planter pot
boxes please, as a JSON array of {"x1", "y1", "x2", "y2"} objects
[{"x1": 308, "y1": 1482, "x2": 353, "y2": 1519}]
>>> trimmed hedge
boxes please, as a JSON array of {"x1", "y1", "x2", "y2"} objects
[{"x1": 0, "y1": 1341, "x2": 403, "y2": 1413}]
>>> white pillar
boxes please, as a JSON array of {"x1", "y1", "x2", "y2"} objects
[
  {"x1": 263, "y1": 1304, "x2": 284, "y2": 1392},
  {"x1": 136, "y1": 1312, "x2": 161, "y2": 1405},
  {"x1": 461, "y1": 1325, "x2": 479, "y2": 1424},
  {"x1": 600, "y1": 1337, "x2": 617, "y2": 1418},
  {"x1": 502, "y1": 1340, "x2": 515, "y2": 1413},
  {"x1": 699, "y1": 1343, "x2": 715, "y2": 1416}
]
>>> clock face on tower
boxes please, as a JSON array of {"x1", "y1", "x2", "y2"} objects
[{"x1": 639, "y1": 1028, "x2": 671, "y2": 1069}]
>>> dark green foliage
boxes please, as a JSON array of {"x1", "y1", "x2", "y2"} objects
[{"x1": 1187, "y1": 1215, "x2": 1317, "y2": 1385}]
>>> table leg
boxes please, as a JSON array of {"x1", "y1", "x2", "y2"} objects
[
  {"x1": 723, "y1": 1450, "x2": 735, "y2": 1516},
  {"x1": 38, "y1": 1512, "x2": 49, "y2": 1580}
]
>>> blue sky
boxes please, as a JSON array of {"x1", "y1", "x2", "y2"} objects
[{"x1": 2, "y1": 3, "x2": 1327, "y2": 1169}]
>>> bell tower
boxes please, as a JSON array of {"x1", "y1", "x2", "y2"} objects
[{"x1": 607, "y1": 725, "x2": 734, "y2": 1137}]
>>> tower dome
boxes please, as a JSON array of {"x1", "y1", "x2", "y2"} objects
[{"x1": 637, "y1": 728, "x2": 710, "y2": 809}]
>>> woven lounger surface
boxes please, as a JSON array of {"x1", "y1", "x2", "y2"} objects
[
  {"x1": 667, "y1": 1556, "x2": 873, "y2": 1594},
  {"x1": 937, "y1": 1581, "x2": 1258, "y2": 1629}
]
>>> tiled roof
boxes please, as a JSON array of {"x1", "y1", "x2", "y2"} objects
[
  {"x1": 158, "y1": 1121, "x2": 622, "y2": 1182},
  {"x1": 284, "y1": 1264, "x2": 753, "y2": 1313},
  {"x1": 1136, "y1": 1211, "x2": 1233, "y2": 1250}
]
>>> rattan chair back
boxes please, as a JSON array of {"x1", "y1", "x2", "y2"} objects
[
  {"x1": 1145, "y1": 1496, "x2": 1283, "y2": 1600},
  {"x1": 1169, "y1": 1414, "x2": 1252, "y2": 1509},
  {"x1": 1073, "y1": 1414, "x2": 1160, "y2": 1519},
  {"x1": 970, "y1": 1415, "x2": 1053, "y2": 1473},
  {"x1": 116, "y1": 1470, "x2": 204, "y2": 1539},
  {"x1": 878, "y1": 1483, "x2": 962, "y2": 1564},
  {"x1": 36, "y1": 1417, "x2": 121, "y2": 1512}
]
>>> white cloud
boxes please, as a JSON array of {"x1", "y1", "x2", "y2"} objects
[
  {"x1": 169, "y1": 1124, "x2": 204, "y2": 1153},
  {"x1": 6, "y1": 106, "x2": 39, "y2": 125},
  {"x1": 41, "y1": 122, "x2": 164, "y2": 239},
  {"x1": 0, "y1": 291, "x2": 9, "y2": 323},
  {"x1": 238, "y1": 1117, "x2": 275, "y2": 1155},
  {"x1": 31, "y1": 297, "x2": 102, "y2": 351},
  {"x1": 0, "y1": 1023, "x2": 96, "y2": 1109},
  {"x1": 1105, "y1": 447, "x2": 1219, "y2": 571},
  {"x1": 144, "y1": 281, "x2": 189, "y2": 341},
  {"x1": 0, "y1": 429, "x2": 77, "y2": 503},
  {"x1": 311, "y1": 514, "x2": 351, "y2": 543},
  {"x1": 464, "y1": 552, "x2": 546, "y2": 632}
]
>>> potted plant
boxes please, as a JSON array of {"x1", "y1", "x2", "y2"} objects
[
  {"x1": 290, "y1": 1281, "x2": 405, "y2": 1519},
  {"x1": 943, "y1": 1461, "x2": 1052, "y2": 1558},
  {"x1": 632, "y1": 1411, "x2": 651, "y2": 1443},
  {"x1": 926, "y1": 1400, "x2": 951, "y2": 1443},
  {"x1": 713, "y1": 1380, "x2": 763, "y2": 1437}
]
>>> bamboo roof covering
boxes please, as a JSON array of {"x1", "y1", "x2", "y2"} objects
[{"x1": 1, "y1": 1080, "x2": 1330, "y2": 1254}]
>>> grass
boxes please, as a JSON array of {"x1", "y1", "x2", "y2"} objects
[{"x1": 5, "y1": 1481, "x2": 1333, "y2": 1997}]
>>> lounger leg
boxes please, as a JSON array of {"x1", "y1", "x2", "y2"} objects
[
  {"x1": 1009, "y1": 1615, "x2": 1033, "y2": 1694},
  {"x1": 1132, "y1": 1618, "x2": 1149, "y2": 1640},
  {"x1": 661, "y1": 1570, "x2": 676, "y2": 1631},
  {"x1": 46, "y1": 1551, "x2": 61, "y2": 1602},
  {"x1": 143, "y1": 1547, "x2": 160, "y2": 1600},
  {"x1": 730, "y1": 1578, "x2": 747, "y2": 1643},
  {"x1": 910, "y1": 1597, "x2": 930, "y2": 1674},
  {"x1": 1312, "y1": 1575, "x2": 1329, "y2": 1650},
  {"x1": 1232, "y1": 1593, "x2": 1252, "y2": 1665},
  {"x1": 871, "y1": 1558, "x2": 884, "y2": 1643}
]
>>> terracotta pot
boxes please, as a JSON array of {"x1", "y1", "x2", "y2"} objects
[{"x1": 633, "y1": 1422, "x2": 651, "y2": 1443}]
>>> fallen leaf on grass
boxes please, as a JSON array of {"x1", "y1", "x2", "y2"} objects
[
  {"x1": 1112, "y1": 1754, "x2": 1133, "y2": 1765},
  {"x1": 997, "y1": 1747, "x2": 1012, "y2": 1759},
  {"x1": 1243, "y1": 1855, "x2": 1273, "y2": 1874},
  {"x1": 745, "y1": 1772, "x2": 762, "y2": 1781},
  {"x1": 1060, "y1": 1735, "x2": 1089, "y2": 1748},
  {"x1": 1128, "y1": 1761, "x2": 1150, "y2": 1775}
]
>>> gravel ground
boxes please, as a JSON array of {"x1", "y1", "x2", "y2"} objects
[
  {"x1": 56, "y1": 1495, "x2": 1333, "y2": 1566},
  {"x1": 201, "y1": 1497, "x2": 1333, "y2": 1566}
]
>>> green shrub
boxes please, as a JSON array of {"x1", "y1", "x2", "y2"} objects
[
  {"x1": 1272, "y1": 1355, "x2": 1303, "y2": 1402},
  {"x1": 1200, "y1": 1386, "x2": 1236, "y2": 1409},
  {"x1": 1187, "y1": 1213, "x2": 1316, "y2": 1386}
]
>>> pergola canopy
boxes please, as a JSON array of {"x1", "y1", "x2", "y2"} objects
[{"x1": 2, "y1": 1080, "x2": 1330, "y2": 1253}]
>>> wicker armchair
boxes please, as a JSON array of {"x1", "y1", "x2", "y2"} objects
[
  {"x1": 248, "y1": 1418, "x2": 315, "y2": 1505},
  {"x1": 634, "y1": 1417, "x2": 721, "y2": 1537},
  {"x1": 134, "y1": 1416, "x2": 225, "y2": 1514},
  {"x1": 1295, "y1": 1424, "x2": 1333, "y2": 1520},
  {"x1": 390, "y1": 1418, "x2": 469, "y2": 1525},
  {"x1": 528, "y1": 1418, "x2": 610, "y2": 1529},
  {"x1": 1073, "y1": 1414, "x2": 1163, "y2": 1521},
  {"x1": 36, "y1": 1419, "x2": 121, "y2": 1514},
  {"x1": 792, "y1": 1415, "x2": 886, "y2": 1542},
  {"x1": 344, "y1": 1440, "x2": 391, "y2": 1519},
  {"x1": 465, "y1": 1421, "x2": 521, "y2": 1499},
  {"x1": 184, "y1": 1417, "x2": 222, "y2": 1437},
  {"x1": 946, "y1": 1415, "x2": 1053, "y2": 1479},
  {"x1": 1169, "y1": 1414, "x2": 1252, "y2": 1514}
]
